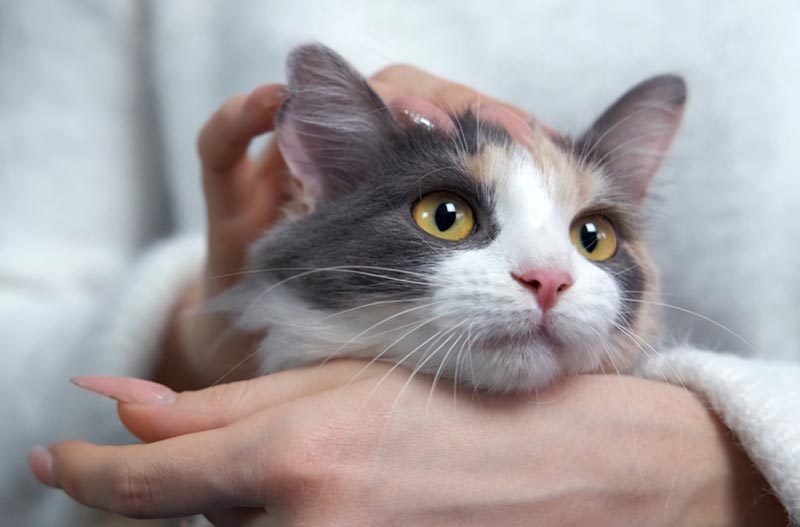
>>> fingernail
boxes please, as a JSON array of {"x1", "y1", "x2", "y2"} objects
[
  {"x1": 29, "y1": 446, "x2": 58, "y2": 488},
  {"x1": 245, "y1": 84, "x2": 289, "y2": 112},
  {"x1": 388, "y1": 95, "x2": 457, "y2": 134},
  {"x1": 399, "y1": 108, "x2": 437, "y2": 131},
  {"x1": 71, "y1": 376, "x2": 177, "y2": 405}
]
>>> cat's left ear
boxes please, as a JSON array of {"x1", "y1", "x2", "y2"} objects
[
  {"x1": 578, "y1": 75, "x2": 687, "y2": 201},
  {"x1": 276, "y1": 44, "x2": 399, "y2": 210}
]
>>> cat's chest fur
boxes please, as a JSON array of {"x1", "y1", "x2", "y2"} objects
[{"x1": 219, "y1": 44, "x2": 685, "y2": 393}]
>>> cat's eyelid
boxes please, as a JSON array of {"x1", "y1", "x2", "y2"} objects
[{"x1": 571, "y1": 202, "x2": 639, "y2": 239}]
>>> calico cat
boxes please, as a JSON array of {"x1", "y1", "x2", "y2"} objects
[{"x1": 220, "y1": 44, "x2": 686, "y2": 393}]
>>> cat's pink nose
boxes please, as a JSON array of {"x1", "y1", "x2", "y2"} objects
[{"x1": 512, "y1": 270, "x2": 574, "y2": 312}]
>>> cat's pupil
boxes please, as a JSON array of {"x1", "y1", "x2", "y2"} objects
[
  {"x1": 580, "y1": 222, "x2": 599, "y2": 253},
  {"x1": 435, "y1": 202, "x2": 458, "y2": 231}
]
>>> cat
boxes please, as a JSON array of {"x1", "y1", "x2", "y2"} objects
[{"x1": 218, "y1": 43, "x2": 686, "y2": 393}]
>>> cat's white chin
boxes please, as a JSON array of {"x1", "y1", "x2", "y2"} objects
[{"x1": 450, "y1": 329, "x2": 608, "y2": 393}]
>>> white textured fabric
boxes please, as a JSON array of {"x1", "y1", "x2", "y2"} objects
[
  {"x1": 638, "y1": 349, "x2": 800, "y2": 520},
  {"x1": 1, "y1": 0, "x2": 798, "y2": 524}
]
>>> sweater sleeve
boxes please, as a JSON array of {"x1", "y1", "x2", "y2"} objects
[
  {"x1": 0, "y1": 1, "x2": 204, "y2": 525},
  {"x1": 637, "y1": 348, "x2": 800, "y2": 524}
]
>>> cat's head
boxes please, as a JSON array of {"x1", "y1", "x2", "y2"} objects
[{"x1": 227, "y1": 44, "x2": 686, "y2": 393}]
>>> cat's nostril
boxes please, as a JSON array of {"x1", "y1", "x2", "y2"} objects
[{"x1": 513, "y1": 270, "x2": 575, "y2": 313}]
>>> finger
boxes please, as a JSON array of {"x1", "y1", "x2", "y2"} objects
[
  {"x1": 72, "y1": 362, "x2": 386, "y2": 442},
  {"x1": 198, "y1": 84, "x2": 288, "y2": 216},
  {"x1": 205, "y1": 139, "x2": 290, "y2": 292},
  {"x1": 205, "y1": 508, "x2": 273, "y2": 527},
  {"x1": 370, "y1": 65, "x2": 531, "y2": 121},
  {"x1": 121, "y1": 362, "x2": 385, "y2": 442},
  {"x1": 46, "y1": 433, "x2": 265, "y2": 519}
]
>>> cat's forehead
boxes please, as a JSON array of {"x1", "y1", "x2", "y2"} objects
[{"x1": 458, "y1": 126, "x2": 606, "y2": 213}]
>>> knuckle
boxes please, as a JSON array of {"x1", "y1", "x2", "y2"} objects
[
  {"x1": 108, "y1": 462, "x2": 159, "y2": 518},
  {"x1": 206, "y1": 381, "x2": 248, "y2": 414},
  {"x1": 268, "y1": 418, "x2": 350, "y2": 502}
]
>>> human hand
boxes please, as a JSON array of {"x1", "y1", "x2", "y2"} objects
[
  {"x1": 158, "y1": 66, "x2": 535, "y2": 391},
  {"x1": 30, "y1": 363, "x2": 785, "y2": 526}
]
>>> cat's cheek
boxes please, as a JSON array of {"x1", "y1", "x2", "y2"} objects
[{"x1": 548, "y1": 257, "x2": 624, "y2": 373}]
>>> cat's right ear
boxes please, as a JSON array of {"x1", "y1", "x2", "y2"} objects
[
  {"x1": 578, "y1": 75, "x2": 687, "y2": 202},
  {"x1": 276, "y1": 44, "x2": 399, "y2": 209}
]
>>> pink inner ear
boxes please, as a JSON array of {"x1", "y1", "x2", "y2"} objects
[{"x1": 276, "y1": 117, "x2": 326, "y2": 209}]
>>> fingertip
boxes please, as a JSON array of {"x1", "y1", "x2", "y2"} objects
[
  {"x1": 71, "y1": 376, "x2": 177, "y2": 406},
  {"x1": 28, "y1": 446, "x2": 59, "y2": 488},
  {"x1": 243, "y1": 84, "x2": 289, "y2": 115},
  {"x1": 117, "y1": 383, "x2": 242, "y2": 443}
]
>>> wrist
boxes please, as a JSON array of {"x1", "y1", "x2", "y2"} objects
[
  {"x1": 153, "y1": 281, "x2": 214, "y2": 391},
  {"x1": 155, "y1": 280, "x2": 263, "y2": 391},
  {"x1": 651, "y1": 385, "x2": 786, "y2": 527}
]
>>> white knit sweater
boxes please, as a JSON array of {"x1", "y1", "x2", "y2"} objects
[{"x1": 1, "y1": 1, "x2": 798, "y2": 525}]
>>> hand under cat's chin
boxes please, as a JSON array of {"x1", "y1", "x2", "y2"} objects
[{"x1": 47, "y1": 363, "x2": 786, "y2": 526}]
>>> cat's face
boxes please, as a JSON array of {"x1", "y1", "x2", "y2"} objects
[{"x1": 224, "y1": 44, "x2": 686, "y2": 393}]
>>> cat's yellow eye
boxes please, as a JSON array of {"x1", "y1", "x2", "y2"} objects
[
  {"x1": 570, "y1": 215, "x2": 618, "y2": 261},
  {"x1": 412, "y1": 192, "x2": 475, "y2": 241}
]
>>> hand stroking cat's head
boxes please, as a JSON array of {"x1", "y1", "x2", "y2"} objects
[{"x1": 219, "y1": 44, "x2": 686, "y2": 393}]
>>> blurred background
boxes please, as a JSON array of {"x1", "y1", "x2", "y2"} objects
[{"x1": 1, "y1": 0, "x2": 798, "y2": 524}]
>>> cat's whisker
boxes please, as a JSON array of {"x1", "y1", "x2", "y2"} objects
[
  {"x1": 407, "y1": 166, "x2": 463, "y2": 194},
  {"x1": 308, "y1": 322, "x2": 459, "y2": 504},
  {"x1": 423, "y1": 329, "x2": 467, "y2": 422},
  {"x1": 243, "y1": 297, "x2": 441, "y2": 335},
  {"x1": 619, "y1": 298, "x2": 757, "y2": 354},
  {"x1": 613, "y1": 317, "x2": 692, "y2": 401},
  {"x1": 335, "y1": 309, "x2": 455, "y2": 390},
  {"x1": 623, "y1": 290, "x2": 687, "y2": 298},
  {"x1": 610, "y1": 262, "x2": 642, "y2": 278},
  {"x1": 466, "y1": 328, "x2": 482, "y2": 400},
  {"x1": 452, "y1": 320, "x2": 474, "y2": 408},
  {"x1": 316, "y1": 300, "x2": 449, "y2": 367},
  {"x1": 611, "y1": 321, "x2": 687, "y2": 509},
  {"x1": 388, "y1": 322, "x2": 466, "y2": 420},
  {"x1": 591, "y1": 326, "x2": 653, "y2": 504},
  {"x1": 433, "y1": 90, "x2": 469, "y2": 156},
  {"x1": 350, "y1": 323, "x2": 457, "y2": 414},
  {"x1": 205, "y1": 265, "x2": 445, "y2": 286},
  {"x1": 209, "y1": 345, "x2": 263, "y2": 387},
  {"x1": 260, "y1": 268, "x2": 435, "y2": 293},
  {"x1": 312, "y1": 297, "x2": 436, "y2": 323},
  {"x1": 199, "y1": 267, "x2": 443, "y2": 339}
]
